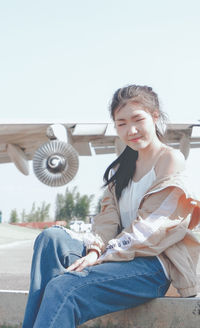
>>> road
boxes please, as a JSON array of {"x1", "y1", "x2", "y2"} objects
[
  {"x1": 0, "y1": 223, "x2": 200, "y2": 293},
  {"x1": 0, "y1": 224, "x2": 40, "y2": 290}
]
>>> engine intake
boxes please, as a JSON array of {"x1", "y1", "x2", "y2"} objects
[{"x1": 33, "y1": 140, "x2": 79, "y2": 187}]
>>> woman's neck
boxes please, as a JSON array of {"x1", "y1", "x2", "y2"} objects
[{"x1": 136, "y1": 139, "x2": 164, "y2": 164}]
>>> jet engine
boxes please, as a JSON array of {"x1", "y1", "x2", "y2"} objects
[{"x1": 33, "y1": 124, "x2": 79, "y2": 187}]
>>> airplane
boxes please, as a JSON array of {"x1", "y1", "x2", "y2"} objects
[{"x1": 0, "y1": 121, "x2": 200, "y2": 187}]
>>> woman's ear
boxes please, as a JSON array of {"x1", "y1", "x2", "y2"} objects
[{"x1": 152, "y1": 110, "x2": 159, "y2": 122}]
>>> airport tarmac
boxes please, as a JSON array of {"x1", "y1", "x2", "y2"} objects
[
  {"x1": 0, "y1": 223, "x2": 41, "y2": 290},
  {"x1": 0, "y1": 223, "x2": 200, "y2": 293}
]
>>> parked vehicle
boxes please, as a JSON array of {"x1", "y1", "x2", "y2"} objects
[{"x1": 69, "y1": 220, "x2": 91, "y2": 233}]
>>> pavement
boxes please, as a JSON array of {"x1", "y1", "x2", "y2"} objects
[
  {"x1": 0, "y1": 224, "x2": 200, "y2": 328},
  {"x1": 0, "y1": 223, "x2": 200, "y2": 292},
  {"x1": 0, "y1": 223, "x2": 41, "y2": 290}
]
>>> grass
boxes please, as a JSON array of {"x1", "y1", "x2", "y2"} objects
[
  {"x1": 0, "y1": 326, "x2": 20, "y2": 328},
  {"x1": 80, "y1": 320, "x2": 126, "y2": 328},
  {"x1": 0, "y1": 320, "x2": 126, "y2": 328}
]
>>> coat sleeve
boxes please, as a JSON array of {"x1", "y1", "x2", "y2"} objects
[
  {"x1": 85, "y1": 186, "x2": 121, "y2": 255},
  {"x1": 97, "y1": 186, "x2": 196, "y2": 263}
]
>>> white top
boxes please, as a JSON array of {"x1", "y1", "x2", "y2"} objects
[
  {"x1": 119, "y1": 167, "x2": 156, "y2": 229},
  {"x1": 119, "y1": 167, "x2": 169, "y2": 279}
]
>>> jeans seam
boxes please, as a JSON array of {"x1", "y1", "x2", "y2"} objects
[
  {"x1": 66, "y1": 267, "x2": 165, "y2": 292},
  {"x1": 48, "y1": 267, "x2": 165, "y2": 327},
  {"x1": 157, "y1": 281, "x2": 170, "y2": 297},
  {"x1": 62, "y1": 251, "x2": 83, "y2": 258}
]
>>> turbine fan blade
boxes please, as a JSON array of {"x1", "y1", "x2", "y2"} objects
[{"x1": 33, "y1": 140, "x2": 79, "y2": 186}]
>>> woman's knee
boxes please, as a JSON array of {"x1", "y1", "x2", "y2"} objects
[
  {"x1": 34, "y1": 226, "x2": 70, "y2": 249},
  {"x1": 42, "y1": 226, "x2": 68, "y2": 239},
  {"x1": 39, "y1": 275, "x2": 81, "y2": 325},
  {"x1": 44, "y1": 274, "x2": 94, "y2": 324},
  {"x1": 44, "y1": 274, "x2": 76, "y2": 304}
]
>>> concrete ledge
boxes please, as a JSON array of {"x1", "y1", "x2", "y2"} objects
[
  {"x1": 79, "y1": 296, "x2": 200, "y2": 328},
  {"x1": 0, "y1": 290, "x2": 28, "y2": 327},
  {"x1": 0, "y1": 290, "x2": 200, "y2": 328}
]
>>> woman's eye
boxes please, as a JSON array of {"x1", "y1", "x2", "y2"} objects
[{"x1": 118, "y1": 123, "x2": 126, "y2": 127}]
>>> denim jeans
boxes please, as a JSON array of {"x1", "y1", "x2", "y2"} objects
[{"x1": 22, "y1": 226, "x2": 170, "y2": 328}]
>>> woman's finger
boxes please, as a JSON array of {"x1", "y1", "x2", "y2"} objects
[
  {"x1": 73, "y1": 259, "x2": 89, "y2": 272},
  {"x1": 66, "y1": 252, "x2": 98, "y2": 272},
  {"x1": 66, "y1": 258, "x2": 84, "y2": 272}
]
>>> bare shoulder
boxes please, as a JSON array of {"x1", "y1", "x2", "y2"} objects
[
  {"x1": 161, "y1": 147, "x2": 185, "y2": 167},
  {"x1": 155, "y1": 146, "x2": 186, "y2": 178}
]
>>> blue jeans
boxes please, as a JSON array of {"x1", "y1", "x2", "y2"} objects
[{"x1": 22, "y1": 226, "x2": 170, "y2": 328}]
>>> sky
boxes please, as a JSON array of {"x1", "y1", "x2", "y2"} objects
[{"x1": 0, "y1": 0, "x2": 200, "y2": 222}]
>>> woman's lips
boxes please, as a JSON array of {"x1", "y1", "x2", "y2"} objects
[{"x1": 129, "y1": 137, "x2": 141, "y2": 142}]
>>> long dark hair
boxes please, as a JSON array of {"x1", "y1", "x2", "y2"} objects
[{"x1": 103, "y1": 84, "x2": 167, "y2": 200}]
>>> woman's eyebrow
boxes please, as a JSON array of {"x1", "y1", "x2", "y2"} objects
[
  {"x1": 115, "y1": 114, "x2": 141, "y2": 121},
  {"x1": 115, "y1": 118, "x2": 126, "y2": 121}
]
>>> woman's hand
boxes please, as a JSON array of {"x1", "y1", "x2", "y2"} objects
[{"x1": 66, "y1": 250, "x2": 98, "y2": 272}]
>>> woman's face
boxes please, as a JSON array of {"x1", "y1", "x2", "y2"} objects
[{"x1": 114, "y1": 102, "x2": 158, "y2": 151}]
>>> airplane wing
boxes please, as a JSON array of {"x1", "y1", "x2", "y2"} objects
[
  {"x1": 0, "y1": 123, "x2": 50, "y2": 164},
  {"x1": 72, "y1": 122, "x2": 200, "y2": 156},
  {"x1": 0, "y1": 122, "x2": 200, "y2": 186},
  {"x1": 0, "y1": 123, "x2": 118, "y2": 164}
]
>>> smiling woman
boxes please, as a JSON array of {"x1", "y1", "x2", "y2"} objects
[
  {"x1": 22, "y1": 85, "x2": 200, "y2": 328},
  {"x1": 103, "y1": 85, "x2": 183, "y2": 199}
]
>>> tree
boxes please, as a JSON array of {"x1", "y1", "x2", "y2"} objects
[
  {"x1": 55, "y1": 186, "x2": 94, "y2": 222},
  {"x1": 26, "y1": 202, "x2": 51, "y2": 222},
  {"x1": 64, "y1": 188, "x2": 75, "y2": 219},
  {"x1": 74, "y1": 194, "x2": 94, "y2": 220},
  {"x1": 55, "y1": 193, "x2": 65, "y2": 220},
  {"x1": 21, "y1": 209, "x2": 27, "y2": 222},
  {"x1": 38, "y1": 202, "x2": 51, "y2": 222},
  {"x1": 55, "y1": 188, "x2": 75, "y2": 221},
  {"x1": 10, "y1": 209, "x2": 19, "y2": 223}
]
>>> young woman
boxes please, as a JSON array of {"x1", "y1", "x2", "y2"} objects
[{"x1": 23, "y1": 85, "x2": 200, "y2": 328}]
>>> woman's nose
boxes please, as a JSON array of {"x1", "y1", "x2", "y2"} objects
[{"x1": 128, "y1": 125, "x2": 137, "y2": 135}]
